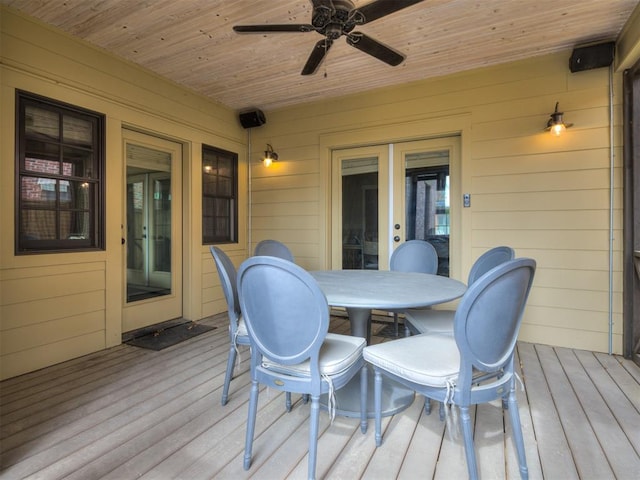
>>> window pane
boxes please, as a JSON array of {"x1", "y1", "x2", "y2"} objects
[
  {"x1": 21, "y1": 209, "x2": 57, "y2": 240},
  {"x1": 61, "y1": 211, "x2": 91, "y2": 240},
  {"x1": 25, "y1": 139, "x2": 60, "y2": 164},
  {"x1": 25, "y1": 105, "x2": 59, "y2": 140},
  {"x1": 203, "y1": 175, "x2": 217, "y2": 196},
  {"x1": 21, "y1": 176, "x2": 57, "y2": 207},
  {"x1": 217, "y1": 157, "x2": 232, "y2": 176},
  {"x1": 217, "y1": 176, "x2": 232, "y2": 196},
  {"x1": 25, "y1": 155, "x2": 61, "y2": 175},
  {"x1": 60, "y1": 180, "x2": 92, "y2": 209},
  {"x1": 63, "y1": 115, "x2": 93, "y2": 146},
  {"x1": 63, "y1": 146, "x2": 93, "y2": 178}
]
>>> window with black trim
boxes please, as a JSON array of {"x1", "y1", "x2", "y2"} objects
[
  {"x1": 202, "y1": 145, "x2": 238, "y2": 244},
  {"x1": 16, "y1": 91, "x2": 105, "y2": 253}
]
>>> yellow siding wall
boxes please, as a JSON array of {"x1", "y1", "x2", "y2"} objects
[
  {"x1": 249, "y1": 52, "x2": 624, "y2": 355},
  {"x1": 0, "y1": 8, "x2": 248, "y2": 380}
]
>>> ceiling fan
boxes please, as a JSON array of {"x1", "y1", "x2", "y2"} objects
[{"x1": 233, "y1": 0, "x2": 424, "y2": 75}]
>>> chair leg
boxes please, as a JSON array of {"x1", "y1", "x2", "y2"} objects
[
  {"x1": 286, "y1": 392, "x2": 292, "y2": 412},
  {"x1": 506, "y1": 389, "x2": 529, "y2": 480},
  {"x1": 459, "y1": 405, "x2": 479, "y2": 480},
  {"x1": 439, "y1": 401, "x2": 445, "y2": 421},
  {"x1": 424, "y1": 396, "x2": 432, "y2": 415},
  {"x1": 243, "y1": 378, "x2": 260, "y2": 470},
  {"x1": 393, "y1": 313, "x2": 399, "y2": 337},
  {"x1": 308, "y1": 395, "x2": 320, "y2": 480},
  {"x1": 360, "y1": 365, "x2": 368, "y2": 433},
  {"x1": 374, "y1": 368, "x2": 383, "y2": 447},
  {"x1": 222, "y1": 345, "x2": 237, "y2": 406}
]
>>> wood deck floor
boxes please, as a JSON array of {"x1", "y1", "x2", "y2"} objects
[{"x1": 1, "y1": 313, "x2": 639, "y2": 480}]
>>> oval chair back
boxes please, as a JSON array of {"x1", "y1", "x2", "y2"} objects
[
  {"x1": 390, "y1": 239, "x2": 438, "y2": 274},
  {"x1": 254, "y1": 239, "x2": 295, "y2": 262},
  {"x1": 467, "y1": 245, "x2": 515, "y2": 285}
]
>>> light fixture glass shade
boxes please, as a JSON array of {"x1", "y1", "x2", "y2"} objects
[
  {"x1": 546, "y1": 102, "x2": 572, "y2": 136},
  {"x1": 263, "y1": 144, "x2": 278, "y2": 167}
]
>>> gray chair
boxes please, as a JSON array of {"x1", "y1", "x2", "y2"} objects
[
  {"x1": 404, "y1": 246, "x2": 515, "y2": 336},
  {"x1": 209, "y1": 246, "x2": 249, "y2": 406},
  {"x1": 238, "y1": 256, "x2": 368, "y2": 480},
  {"x1": 363, "y1": 257, "x2": 536, "y2": 480},
  {"x1": 254, "y1": 239, "x2": 295, "y2": 262},
  {"x1": 388, "y1": 240, "x2": 439, "y2": 336}
]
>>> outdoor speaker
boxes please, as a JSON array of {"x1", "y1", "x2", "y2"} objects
[
  {"x1": 239, "y1": 109, "x2": 266, "y2": 129},
  {"x1": 569, "y1": 42, "x2": 615, "y2": 73}
]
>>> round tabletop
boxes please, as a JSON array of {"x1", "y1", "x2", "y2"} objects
[{"x1": 310, "y1": 270, "x2": 466, "y2": 310}]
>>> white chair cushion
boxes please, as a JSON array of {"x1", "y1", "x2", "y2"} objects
[
  {"x1": 404, "y1": 308, "x2": 455, "y2": 335},
  {"x1": 236, "y1": 315, "x2": 248, "y2": 337},
  {"x1": 363, "y1": 333, "x2": 459, "y2": 387},
  {"x1": 263, "y1": 333, "x2": 366, "y2": 377}
]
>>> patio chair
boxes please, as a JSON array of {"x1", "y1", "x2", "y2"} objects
[
  {"x1": 254, "y1": 239, "x2": 295, "y2": 262},
  {"x1": 209, "y1": 246, "x2": 251, "y2": 406},
  {"x1": 388, "y1": 240, "x2": 438, "y2": 336},
  {"x1": 211, "y1": 246, "x2": 295, "y2": 410},
  {"x1": 238, "y1": 255, "x2": 368, "y2": 480},
  {"x1": 363, "y1": 257, "x2": 536, "y2": 480},
  {"x1": 404, "y1": 246, "x2": 515, "y2": 336}
]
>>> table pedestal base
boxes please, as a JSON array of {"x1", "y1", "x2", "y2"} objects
[{"x1": 320, "y1": 367, "x2": 415, "y2": 419}]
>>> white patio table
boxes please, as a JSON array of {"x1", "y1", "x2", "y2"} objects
[{"x1": 310, "y1": 269, "x2": 466, "y2": 418}]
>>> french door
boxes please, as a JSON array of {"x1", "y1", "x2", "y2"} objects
[
  {"x1": 122, "y1": 130, "x2": 183, "y2": 332},
  {"x1": 331, "y1": 137, "x2": 460, "y2": 274}
]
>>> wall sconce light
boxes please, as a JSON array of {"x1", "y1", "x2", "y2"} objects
[
  {"x1": 263, "y1": 144, "x2": 278, "y2": 167},
  {"x1": 546, "y1": 102, "x2": 573, "y2": 136}
]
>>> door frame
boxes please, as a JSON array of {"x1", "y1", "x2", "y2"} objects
[
  {"x1": 319, "y1": 114, "x2": 471, "y2": 278},
  {"x1": 121, "y1": 129, "x2": 184, "y2": 333}
]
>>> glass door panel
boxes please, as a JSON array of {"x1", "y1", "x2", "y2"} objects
[
  {"x1": 331, "y1": 145, "x2": 389, "y2": 270},
  {"x1": 122, "y1": 130, "x2": 182, "y2": 333},
  {"x1": 393, "y1": 137, "x2": 460, "y2": 277},
  {"x1": 126, "y1": 154, "x2": 172, "y2": 301}
]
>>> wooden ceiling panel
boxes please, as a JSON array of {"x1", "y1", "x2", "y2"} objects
[{"x1": 3, "y1": 0, "x2": 638, "y2": 111}]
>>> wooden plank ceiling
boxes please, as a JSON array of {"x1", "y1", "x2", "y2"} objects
[{"x1": 3, "y1": 0, "x2": 639, "y2": 112}]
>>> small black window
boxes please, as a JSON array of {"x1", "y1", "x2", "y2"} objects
[
  {"x1": 202, "y1": 145, "x2": 238, "y2": 243},
  {"x1": 16, "y1": 91, "x2": 105, "y2": 253}
]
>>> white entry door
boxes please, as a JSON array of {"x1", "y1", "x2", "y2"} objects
[
  {"x1": 122, "y1": 130, "x2": 183, "y2": 332},
  {"x1": 331, "y1": 137, "x2": 460, "y2": 275}
]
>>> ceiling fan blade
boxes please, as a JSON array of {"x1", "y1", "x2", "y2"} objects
[
  {"x1": 311, "y1": 0, "x2": 334, "y2": 8},
  {"x1": 346, "y1": 32, "x2": 405, "y2": 66},
  {"x1": 302, "y1": 39, "x2": 333, "y2": 75},
  {"x1": 354, "y1": 0, "x2": 424, "y2": 24},
  {"x1": 233, "y1": 24, "x2": 314, "y2": 33}
]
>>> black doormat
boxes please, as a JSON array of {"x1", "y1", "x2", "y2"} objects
[{"x1": 126, "y1": 322, "x2": 216, "y2": 351}]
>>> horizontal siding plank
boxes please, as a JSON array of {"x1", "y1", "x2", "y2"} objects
[
  {"x1": 1, "y1": 310, "x2": 104, "y2": 354},
  {"x1": 2, "y1": 270, "x2": 105, "y2": 305},
  {"x1": 472, "y1": 210, "x2": 618, "y2": 230},
  {"x1": 0, "y1": 331, "x2": 106, "y2": 380},
  {"x1": 470, "y1": 189, "x2": 615, "y2": 211},
  {"x1": 1, "y1": 290, "x2": 105, "y2": 330}
]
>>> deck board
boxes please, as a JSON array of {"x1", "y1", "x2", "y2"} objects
[{"x1": 1, "y1": 313, "x2": 639, "y2": 479}]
